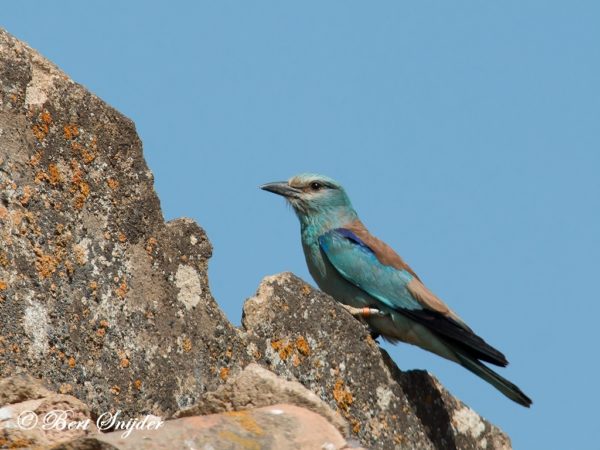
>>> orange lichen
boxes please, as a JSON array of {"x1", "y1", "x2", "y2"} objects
[
  {"x1": 115, "y1": 279, "x2": 128, "y2": 299},
  {"x1": 351, "y1": 418, "x2": 361, "y2": 434},
  {"x1": 301, "y1": 284, "x2": 311, "y2": 296},
  {"x1": 29, "y1": 151, "x2": 43, "y2": 166},
  {"x1": 32, "y1": 125, "x2": 48, "y2": 141},
  {"x1": 81, "y1": 148, "x2": 96, "y2": 164},
  {"x1": 48, "y1": 164, "x2": 63, "y2": 185},
  {"x1": 219, "y1": 367, "x2": 229, "y2": 381},
  {"x1": 292, "y1": 354, "x2": 301, "y2": 367},
  {"x1": 19, "y1": 186, "x2": 33, "y2": 206},
  {"x1": 110, "y1": 385, "x2": 121, "y2": 395},
  {"x1": 107, "y1": 178, "x2": 119, "y2": 190},
  {"x1": 270, "y1": 339, "x2": 293, "y2": 360},
  {"x1": 120, "y1": 358, "x2": 130, "y2": 369},
  {"x1": 34, "y1": 170, "x2": 49, "y2": 184},
  {"x1": 118, "y1": 232, "x2": 127, "y2": 243},
  {"x1": 333, "y1": 379, "x2": 353, "y2": 412},
  {"x1": 70, "y1": 160, "x2": 90, "y2": 209},
  {"x1": 295, "y1": 336, "x2": 311, "y2": 356},
  {"x1": 134, "y1": 379, "x2": 142, "y2": 390},
  {"x1": 63, "y1": 124, "x2": 79, "y2": 140},
  {"x1": 41, "y1": 111, "x2": 52, "y2": 125},
  {"x1": 68, "y1": 356, "x2": 76, "y2": 368},
  {"x1": 0, "y1": 281, "x2": 7, "y2": 290},
  {"x1": 34, "y1": 248, "x2": 59, "y2": 279}
]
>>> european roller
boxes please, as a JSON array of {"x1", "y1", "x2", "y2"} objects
[{"x1": 261, "y1": 173, "x2": 532, "y2": 407}]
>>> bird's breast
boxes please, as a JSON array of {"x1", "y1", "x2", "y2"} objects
[{"x1": 301, "y1": 239, "x2": 372, "y2": 309}]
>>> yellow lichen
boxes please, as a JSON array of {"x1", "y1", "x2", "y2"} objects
[
  {"x1": 225, "y1": 410, "x2": 264, "y2": 436},
  {"x1": 217, "y1": 431, "x2": 261, "y2": 450},
  {"x1": 59, "y1": 383, "x2": 73, "y2": 394},
  {"x1": 182, "y1": 337, "x2": 192, "y2": 353}
]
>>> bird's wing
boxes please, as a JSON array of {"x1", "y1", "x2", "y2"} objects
[
  {"x1": 318, "y1": 227, "x2": 508, "y2": 366},
  {"x1": 342, "y1": 220, "x2": 463, "y2": 322}
]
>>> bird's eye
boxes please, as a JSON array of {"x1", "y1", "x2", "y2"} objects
[{"x1": 310, "y1": 182, "x2": 323, "y2": 191}]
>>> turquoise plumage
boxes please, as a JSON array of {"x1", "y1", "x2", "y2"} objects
[{"x1": 261, "y1": 173, "x2": 532, "y2": 407}]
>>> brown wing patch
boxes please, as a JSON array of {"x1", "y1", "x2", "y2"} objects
[
  {"x1": 344, "y1": 220, "x2": 421, "y2": 280},
  {"x1": 343, "y1": 220, "x2": 468, "y2": 329},
  {"x1": 407, "y1": 278, "x2": 469, "y2": 330}
]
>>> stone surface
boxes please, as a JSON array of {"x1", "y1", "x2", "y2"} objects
[
  {"x1": 0, "y1": 375, "x2": 97, "y2": 449},
  {"x1": 97, "y1": 404, "x2": 352, "y2": 450},
  {"x1": 175, "y1": 362, "x2": 348, "y2": 435},
  {"x1": 398, "y1": 369, "x2": 511, "y2": 450},
  {"x1": 0, "y1": 28, "x2": 249, "y2": 420},
  {"x1": 241, "y1": 273, "x2": 512, "y2": 450}
]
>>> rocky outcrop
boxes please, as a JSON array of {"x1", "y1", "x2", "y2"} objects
[
  {"x1": 0, "y1": 28, "x2": 249, "y2": 420},
  {"x1": 241, "y1": 273, "x2": 510, "y2": 450},
  {"x1": 0, "y1": 28, "x2": 512, "y2": 449},
  {"x1": 1, "y1": 374, "x2": 361, "y2": 450}
]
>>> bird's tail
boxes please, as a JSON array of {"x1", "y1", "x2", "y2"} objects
[{"x1": 454, "y1": 351, "x2": 532, "y2": 407}]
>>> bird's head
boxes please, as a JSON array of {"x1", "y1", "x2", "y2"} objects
[{"x1": 261, "y1": 173, "x2": 356, "y2": 223}]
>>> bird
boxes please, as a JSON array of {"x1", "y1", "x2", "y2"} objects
[{"x1": 260, "y1": 173, "x2": 532, "y2": 407}]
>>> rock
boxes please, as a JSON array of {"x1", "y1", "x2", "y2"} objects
[
  {"x1": 175, "y1": 362, "x2": 348, "y2": 435},
  {"x1": 0, "y1": 375, "x2": 97, "y2": 448},
  {"x1": 51, "y1": 438, "x2": 120, "y2": 450},
  {"x1": 398, "y1": 369, "x2": 512, "y2": 450},
  {"x1": 97, "y1": 404, "x2": 351, "y2": 450},
  {"x1": 241, "y1": 273, "x2": 512, "y2": 450},
  {"x1": 0, "y1": 373, "x2": 53, "y2": 405},
  {"x1": 0, "y1": 28, "x2": 249, "y2": 420}
]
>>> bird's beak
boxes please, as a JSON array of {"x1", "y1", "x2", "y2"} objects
[{"x1": 260, "y1": 181, "x2": 301, "y2": 198}]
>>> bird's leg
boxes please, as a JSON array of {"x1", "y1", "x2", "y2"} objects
[{"x1": 340, "y1": 304, "x2": 385, "y2": 318}]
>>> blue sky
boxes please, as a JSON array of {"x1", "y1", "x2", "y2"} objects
[{"x1": 4, "y1": 2, "x2": 599, "y2": 448}]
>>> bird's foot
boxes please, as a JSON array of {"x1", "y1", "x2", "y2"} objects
[{"x1": 341, "y1": 304, "x2": 385, "y2": 318}]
